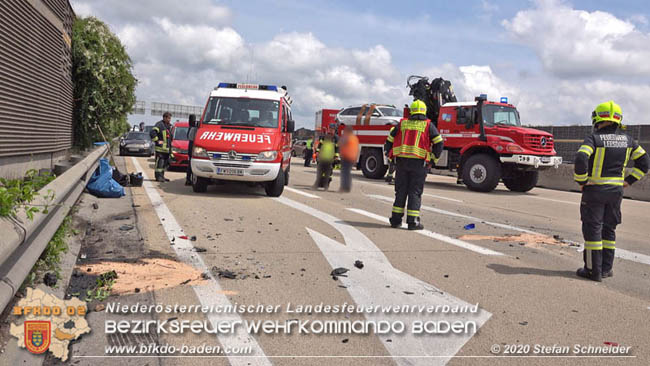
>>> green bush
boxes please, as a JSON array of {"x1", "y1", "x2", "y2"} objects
[
  {"x1": 0, "y1": 169, "x2": 55, "y2": 220},
  {"x1": 72, "y1": 17, "x2": 137, "y2": 148}
]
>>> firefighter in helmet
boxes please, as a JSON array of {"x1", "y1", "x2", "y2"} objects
[
  {"x1": 384, "y1": 100, "x2": 444, "y2": 230},
  {"x1": 150, "y1": 111, "x2": 174, "y2": 182},
  {"x1": 574, "y1": 101, "x2": 649, "y2": 281}
]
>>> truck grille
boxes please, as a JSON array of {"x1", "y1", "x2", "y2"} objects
[
  {"x1": 208, "y1": 151, "x2": 257, "y2": 161},
  {"x1": 523, "y1": 134, "x2": 554, "y2": 152}
]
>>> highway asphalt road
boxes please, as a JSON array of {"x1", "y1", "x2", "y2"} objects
[{"x1": 82, "y1": 157, "x2": 650, "y2": 365}]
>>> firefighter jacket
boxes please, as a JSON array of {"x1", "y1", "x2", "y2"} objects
[
  {"x1": 150, "y1": 120, "x2": 172, "y2": 154},
  {"x1": 574, "y1": 125, "x2": 649, "y2": 191},
  {"x1": 384, "y1": 115, "x2": 444, "y2": 161}
]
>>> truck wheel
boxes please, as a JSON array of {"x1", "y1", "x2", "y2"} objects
[
  {"x1": 284, "y1": 165, "x2": 290, "y2": 186},
  {"x1": 265, "y1": 170, "x2": 285, "y2": 197},
  {"x1": 462, "y1": 154, "x2": 501, "y2": 192},
  {"x1": 503, "y1": 171, "x2": 539, "y2": 192},
  {"x1": 361, "y1": 149, "x2": 388, "y2": 179},
  {"x1": 192, "y1": 175, "x2": 209, "y2": 193}
]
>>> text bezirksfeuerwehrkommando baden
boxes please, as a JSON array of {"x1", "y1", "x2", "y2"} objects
[{"x1": 105, "y1": 302, "x2": 480, "y2": 315}]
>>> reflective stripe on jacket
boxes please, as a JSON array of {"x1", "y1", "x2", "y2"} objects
[{"x1": 574, "y1": 125, "x2": 649, "y2": 189}]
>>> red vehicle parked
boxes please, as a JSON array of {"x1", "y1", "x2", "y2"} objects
[
  {"x1": 169, "y1": 121, "x2": 190, "y2": 168},
  {"x1": 316, "y1": 76, "x2": 562, "y2": 193},
  {"x1": 190, "y1": 83, "x2": 294, "y2": 196}
]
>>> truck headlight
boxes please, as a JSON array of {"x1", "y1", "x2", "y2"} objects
[
  {"x1": 193, "y1": 146, "x2": 209, "y2": 158},
  {"x1": 172, "y1": 147, "x2": 181, "y2": 154},
  {"x1": 257, "y1": 151, "x2": 278, "y2": 161},
  {"x1": 120, "y1": 140, "x2": 125, "y2": 146},
  {"x1": 143, "y1": 141, "x2": 150, "y2": 147},
  {"x1": 506, "y1": 144, "x2": 524, "y2": 153}
]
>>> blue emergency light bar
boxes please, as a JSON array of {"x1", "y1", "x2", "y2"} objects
[
  {"x1": 480, "y1": 94, "x2": 488, "y2": 99},
  {"x1": 216, "y1": 83, "x2": 278, "y2": 91},
  {"x1": 500, "y1": 97, "x2": 508, "y2": 103}
]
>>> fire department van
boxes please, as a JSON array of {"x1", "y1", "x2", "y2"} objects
[{"x1": 190, "y1": 83, "x2": 295, "y2": 196}]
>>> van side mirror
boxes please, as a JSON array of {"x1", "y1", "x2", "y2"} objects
[
  {"x1": 189, "y1": 114, "x2": 197, "y2": 127},
  {"x1": 287, "y1": 119, "x2": 295, "y2": 133}
]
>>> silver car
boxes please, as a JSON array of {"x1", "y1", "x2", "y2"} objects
[{"x1": 336, "y1": 104, "x2": 403, "y2": 126}]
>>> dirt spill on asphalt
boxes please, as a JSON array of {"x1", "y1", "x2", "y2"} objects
[
  {"x1": 77, "y1": 258, "x2": 207, "y2": 295},
  {"x1": 458, "y1": 233, "x2": 563, "y2": 246}
]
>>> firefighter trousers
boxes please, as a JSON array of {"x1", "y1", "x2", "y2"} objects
[
  {"x1": 314, "y1": 161, "x2": 333, "y2": 189},
  {"x1": 580, "y1": 188, "x2": 622, "y2": 274},
  {"x1": 186, "y1": 141, "x2": 194, "y2": 182},
  {"x1": 154, "y1": 152, "x2": 170, "y2": 180},
  {"x1": 391, "y1": 158, "x2": 427, "y2": 224}
]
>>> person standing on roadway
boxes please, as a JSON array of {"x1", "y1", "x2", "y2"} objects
[
  {"x1": 385, "y1": 125, "x2": 397, "y2": 185},
  {"x1": 574, "y1": 101, "x2": 649, "y2": 281},
  {"x1": 185, "y1": 115, "x2": 198, "y2": 186},
  {"x1": 304, "y1": 136, "x2": 314, "y2": 167},
  {"x1": 150, "y1": 111, "x2": 173, "y2": 182},
  {"x1": 339, "y1": 125, "x2": 359, "y2": 192},
  {"x1": 313, "y1": 132, "x2": 337, "y2": 190},
  {"x1": 384, "y1": 100, "x2": 444, "y2": 230}
]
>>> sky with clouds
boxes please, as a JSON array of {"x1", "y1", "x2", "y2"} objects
[{"x1": 70, "y1": 0, "x2": 650, "y2": 129}]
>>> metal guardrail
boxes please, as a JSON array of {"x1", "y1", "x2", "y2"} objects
[{"x1": 0, "y1": 144, "x2": 108, "y2": 312}]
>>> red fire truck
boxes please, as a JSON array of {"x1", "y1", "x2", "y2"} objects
[{"x1": 315, "y1": 77, "x2": 562, "y2": 192}]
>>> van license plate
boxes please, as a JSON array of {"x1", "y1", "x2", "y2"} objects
[
  {"x1": 216, "y1": 168, "x2": 244, "y2": 176},
  {"x1": 541, "y1": 157, "x2": 550, "y2": 163}
]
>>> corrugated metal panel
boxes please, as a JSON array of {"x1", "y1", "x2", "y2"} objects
[{"x1": 0, "y1": 0, "x2": 73, "y2": 157}]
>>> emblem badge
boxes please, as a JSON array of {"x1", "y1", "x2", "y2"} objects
[
  {"x1": 540, "y1": 137, "x2": 547, "y2": 147},
  {"x1": 24, "y1": 321, "x2": 51, "y2": 354},
  {"x1": 228, "y1": 150, "x2": 237, "y2": 159}
]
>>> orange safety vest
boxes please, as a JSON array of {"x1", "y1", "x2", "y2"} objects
[
  {"x1": 340, "y1": 134, "x2": 359, "y2": 161},
  {"x1": 392, "y1": 118, "x2": 432, "y2": 159}
]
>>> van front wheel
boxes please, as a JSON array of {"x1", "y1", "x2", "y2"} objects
[{"x1": 265, "y1": 170, "x2": 285, "y2": 197}]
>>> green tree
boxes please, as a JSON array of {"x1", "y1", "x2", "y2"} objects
[{"x1": 72, "y1": 17, "x2": 137, "y2": 148}]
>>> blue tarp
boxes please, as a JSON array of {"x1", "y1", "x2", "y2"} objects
[{"x1": 86, "y1": 158, "x2": 125, "y2": 198}]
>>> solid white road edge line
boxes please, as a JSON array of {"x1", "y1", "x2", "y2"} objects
[
  {"x1": 284, "y1": 186, "x2": 320, "y2": 199},
  {"x1": 346, "y1": 208, "x2": 504, "y2": 256},
  {"x1": 274, "y1": 196, "x2": 491, "y2": 366},
  {"x1": 131, "y1": 157, "x2": 271, "y2": 366}
]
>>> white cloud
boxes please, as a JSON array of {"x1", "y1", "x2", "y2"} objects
[{"x1": 502, "y1": 0, "x2": 650, "y2": 77}]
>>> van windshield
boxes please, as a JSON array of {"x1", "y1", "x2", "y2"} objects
[
  {"x1": 482, "y1": 104, "x2": 520, "y2": 127},
  {"x1": 203, "y1": 97, "x2": 280, "y2": 128}
]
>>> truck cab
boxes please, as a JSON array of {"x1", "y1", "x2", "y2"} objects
[
  {"x1": 190, "y1": 83, "x2": 295, "y2": 196},
  {"x1": 433, "y1": 96, "x2": 562, "y2": 192}
]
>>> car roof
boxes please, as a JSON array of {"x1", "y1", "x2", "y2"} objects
[{"x1": 342, "y1": 104, "x2": 397, "y2": 109}]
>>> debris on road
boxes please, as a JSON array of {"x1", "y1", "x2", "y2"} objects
[
  {"x1": 94, "y1": 304, "x2": 105, "y2": 312},
  {"x1": 78, "y1": 258, "x2": 206, "y2": 294},
  {"x1": 190, "y1": 236, "x2": 197, "y2": 241},
  {"x1": 354, "y1": 260, "x2": 364, "y2": 269},
  {"x1": 519, "y1": 321, "x2": 529, "y2": 326},
  {"x1": 342, "y1": 339, "x2": 349, "y2": 343},
  {"x1": 403, "y1": 291, "x2": 415, "y2": 295},
  {"x1": 331, "y1": 267, "x2": 349, "y2": 276},
  {"x1": 193, "y1": 247, "x2": 207, "y2": 252},
  {"x1": 212, "y1": 267, "x2": 237, "y2": 279},
  {"x1": 113, "y1": 215, "x2": 130, "y2": 220},
  {"x1": 44, "y1": 273, "x2": 57, "y2": 287},
  {"x1": 178, "y1": 235, "x2": 188, "y2": 240},
  {"x1": 458, "y1": 233, "x2": 563, "y2": 246},
  {"x1": 119, "y1": 224, "x2": 134, "y2": 231},
  {"x1": 463, "y1": 223, "x2": 476, "y2": 230},
  {"x1": 92, "y1": 203, "x2": 99, "y2": 210}
]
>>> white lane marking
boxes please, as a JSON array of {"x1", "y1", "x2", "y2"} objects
[
  {"x1": 526, "y1": 196, "x2": 579, "y2": 205},
  {"x1": 423, "y1": 193, "x2": 463, "y2": 203},
  {"x1": 284, "y1": 186, "x2": 320, "y2": 199},
  {"x1": 346, "y1": 208, "x2": 504, "y2": 256},
  {"x1": 132, "y1": 157, "x2": 271, "y2": 366},
  {"x1": 367, "y1": 194, "x2": 538, "y2": 234},
  {"x1": 614, "y1": 248, "x2": 650, "y2": 266},
  {"x1": 274, "y1": 196, "x2": 491, "y2": 365},
  {"x1": 360, "y1": 180, "x2": 650, "y2": 266}
]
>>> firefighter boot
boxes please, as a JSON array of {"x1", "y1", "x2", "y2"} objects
[
  {"x1": 389, "y1": 213, "x2": 402, "y2": 228},
  {"x1": 407, "y1": 216, "x2": 424, "y2": 231},
  {"x1": 602, "y1": 248, "x2": 615, "y2": 278},
  {"x1": 576, "y1": 250, "x2": 602, "y2": 282}
]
